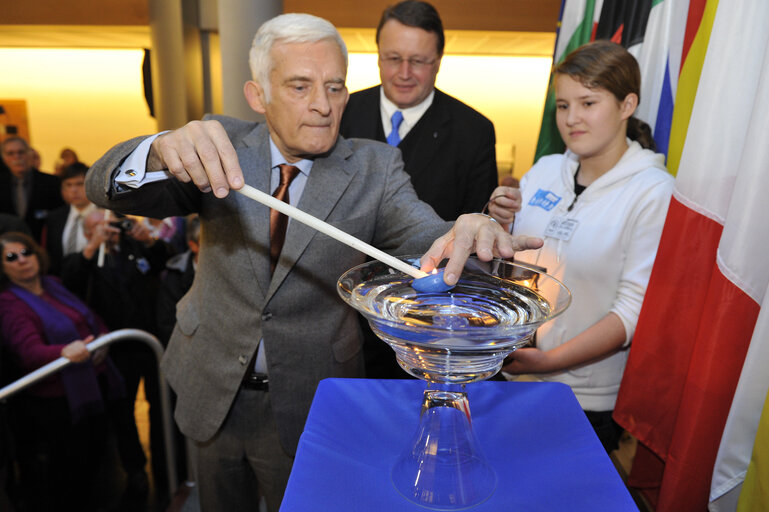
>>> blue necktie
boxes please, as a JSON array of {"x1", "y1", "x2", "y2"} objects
[{"x1": 387, "y1": 111, "x2": 404, "y2": 146}]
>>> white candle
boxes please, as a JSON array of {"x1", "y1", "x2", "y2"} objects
[
  {"x1": 97, "y1": 209, "x2": 111, "y2": 267},
  {"x1": 237, "y1": 184, "x2": 427, "y2": 279}
]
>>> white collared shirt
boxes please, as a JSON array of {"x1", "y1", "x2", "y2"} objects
[
  {"x1": 115, "y1": 132, "x2": 314, "y2": 201},
  {"x1": 379, "y1": 87, "x2": 435, "y2": 143}
]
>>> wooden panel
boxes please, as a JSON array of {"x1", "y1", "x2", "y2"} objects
[
  {"x1": 284, "y1": 0, "x2": 561, "y2": 32},
  {"x1": 0, "y1": 100, "x2": 30, "y2": 143},
  {"x1": 3, "y1": 0, "x2": 559, "y2": 32},
  {"x1": 4, "y1": 0, "x2": 149, "y2": 25}
]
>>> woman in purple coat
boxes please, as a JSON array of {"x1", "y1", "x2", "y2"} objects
[{"x1": 0, "y1": 231, "x2": 123, "y2": 511}]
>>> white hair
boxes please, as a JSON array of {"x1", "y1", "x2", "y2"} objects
[{"x1": 248, "y1": 13, "x2": 348, "y2": 102}]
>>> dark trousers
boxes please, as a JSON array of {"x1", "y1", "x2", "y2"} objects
[
  {"x1": 110, "y1": 341, "x2": 165, "y2": 489},
  {"x1": 195, "y1": 387, "x2": 294, "y2": 512},
  {"x1": 584, "y1": 409, "x2": 624, "y2": 453},
  {"x1": 10, "y1": 395, "x2": 109, "y2": 512}
]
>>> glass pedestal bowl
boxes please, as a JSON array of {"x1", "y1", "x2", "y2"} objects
[{"x1": 337, "y1": 256, "x2": 571, "y2": 510}]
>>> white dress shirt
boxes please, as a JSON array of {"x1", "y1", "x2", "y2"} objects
[{"x1": 379, "y1": 87, "x2": 435, "y2": 142}]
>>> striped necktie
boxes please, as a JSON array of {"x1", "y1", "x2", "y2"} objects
[
  {"x1": 64, "y1": 214, "x2": 82, "y2": 255},
  {"x1": 270, "y1": 164, "x2": 300, "y2": 274}
]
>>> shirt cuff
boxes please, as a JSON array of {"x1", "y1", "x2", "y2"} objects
[{"x1": 115, "y1": 132, "x2": 171, "y2": 189}]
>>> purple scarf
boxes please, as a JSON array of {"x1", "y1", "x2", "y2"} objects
[{"x1": 10, "y1": 277, "x2": 124, "y2": 424}]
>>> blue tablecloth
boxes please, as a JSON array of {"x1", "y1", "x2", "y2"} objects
[{"x1": 282, "y1": 378, "x2": 637, "y2": 511}]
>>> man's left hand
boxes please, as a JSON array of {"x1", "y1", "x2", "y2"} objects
[{"x1": 420, "y1": 213, "x2": 543, "y2": 285}]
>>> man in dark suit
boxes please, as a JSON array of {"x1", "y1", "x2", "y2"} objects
[
  {"x1": 340, "y1": 0, "x2": 498, "y2": 222},
  {"x1": 339, "y1": 1, "x2": 501, "y2": 379},
  {"x1": 42, "y1": 162, "x2": 97, "y2": 276},
  {"x1": 85, "y1": 13, "x2": 540, "y2": 512},
  {"x1": 0, "y1": 137, "x2": 64, "y2": 242}
]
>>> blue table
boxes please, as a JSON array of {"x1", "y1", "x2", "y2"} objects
[{"x1": 281, "y1": 379, "x2": 637, "y2": 511}]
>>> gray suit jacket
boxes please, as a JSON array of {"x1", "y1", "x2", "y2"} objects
[{"x1": 85, "y1": 115, "x2": 450, "y2": 453}]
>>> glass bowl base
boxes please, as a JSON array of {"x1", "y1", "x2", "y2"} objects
[{"x1": 390, "y1": 388, "x2": 497, "y2": 509}]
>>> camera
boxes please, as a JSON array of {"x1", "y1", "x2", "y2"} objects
[{"x1": 109, "y1": 218, "x2": 134, "y2": 231}]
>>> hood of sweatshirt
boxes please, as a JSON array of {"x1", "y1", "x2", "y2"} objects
[{"x1": 560, "y1": 140, "x2": 667, "y2": 203}]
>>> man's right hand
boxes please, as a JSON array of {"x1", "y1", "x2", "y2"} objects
[
  {"x1": 82, "y1": 218, "x2": 120, "y2": 261},
  {"x1": 148, "y1": 120, "x2": 245, "y2": 198}
]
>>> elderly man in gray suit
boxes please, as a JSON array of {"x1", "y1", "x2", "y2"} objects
[{"x1": 86, "y1": 13, "x2": 541, "y2": 512}]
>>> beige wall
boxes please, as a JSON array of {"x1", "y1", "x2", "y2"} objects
[
  {"x1": 0, "y1": 1, "x2": 558, "y2": 178},
  {"x1": 0, "y1": 46, "x2": 551, "y2": 179},
  {"x1": 0, "y1": 48, "x2": 156, "y2": 172}
]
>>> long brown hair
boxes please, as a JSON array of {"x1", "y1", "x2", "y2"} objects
[{"x1": 555, "y1": 40, "x2": 656, "y2": 150}]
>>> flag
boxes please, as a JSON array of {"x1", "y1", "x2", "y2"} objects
[
  {"x1": 534, "y1": 0, "x2": 600, "y2": 160},
  {"x1": 534, "y1": 0, "x2": 681, "y2": 162},
  {"x1": 613, "y1": 3, "x2": 769, "y2": 512},
  {"x1": 736, "y1": 385, "x2": 769, "y2": 511},
  {"x1": 630, "y1": 0, "x2": 687, "y2": 160},
  {"x1": 709, "y1": 18, "x2": 769, "y2": 510}
]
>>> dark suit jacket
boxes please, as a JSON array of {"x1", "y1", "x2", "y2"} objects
[
  {"x1": 156, "y1": 250, "x2": 196, "y2": 347},
  {"x1": 0, "y1": 168, "x2": 63, "y2": 242},
  {"x1": 60, "y1": 236, "x2": 172, "y2": 336},
  {"x1": 42, "y1": 204, "x2": 69, "y2": 276},
  {"x1": 340, "y1": 86, "x2": 498, "y2": 221},
  {"x1": 85, "y1": 116, "x2": 451, "y2": 454},
  {"x1": 0, "y1": 212, "x2": 31, "y2": 236}
]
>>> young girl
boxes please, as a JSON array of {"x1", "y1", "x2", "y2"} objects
[{"x1": 489, "y1": 40, "x2": 674, "y2": 452}]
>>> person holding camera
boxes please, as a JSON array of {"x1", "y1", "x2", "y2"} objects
[{"x1": 60, "y1": 208, "x2": 175, "y2": 507}]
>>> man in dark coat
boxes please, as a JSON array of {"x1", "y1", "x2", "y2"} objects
[
  {"x1": 339, "y1": 1, "x2": 498, "y2": 222},
  {"x1": 339, "y1": 2, "x2": 500, "y2": 378},
  {"x1": 0, "y1": 137, "x2": 63, "y2": 242},
  {"x1": 43, "y1": 163, "x2": 97, "y2": 276}
]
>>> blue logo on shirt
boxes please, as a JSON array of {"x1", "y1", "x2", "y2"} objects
[{"x1": 529, "y1": 189, "x2": 562, "y2": 211}]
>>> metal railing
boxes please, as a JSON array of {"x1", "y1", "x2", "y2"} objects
[{"x1": 0, "y1": 328, "x2": 178, "y2": 502}]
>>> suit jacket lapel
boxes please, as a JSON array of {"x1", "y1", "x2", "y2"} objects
[
  {"x1": 265, "y1": 139, "x2": 355, "y2": 299},
  {"x1": 233, "y1": 124, "x2": 272, "y2": 298},
  {"x1": 371, "y1": 87, "x2": 387, "y2": 142}
]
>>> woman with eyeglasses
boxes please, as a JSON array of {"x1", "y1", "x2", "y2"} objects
[{"x1": 0, "y1": 231, "x2": 124, "y2": 511}]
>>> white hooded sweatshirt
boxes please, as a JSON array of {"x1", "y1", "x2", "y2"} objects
[{"x1": 512, "y1": 141, "x2": 674, "y2": 411}]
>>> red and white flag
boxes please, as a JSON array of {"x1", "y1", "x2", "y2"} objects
[{"x1": 614, "y1": 2, "x2": 769, "y2": 512}]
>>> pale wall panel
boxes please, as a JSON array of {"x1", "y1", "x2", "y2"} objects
[{"x1": 0, "y1": 48, "x2": 157, "y2": 171}]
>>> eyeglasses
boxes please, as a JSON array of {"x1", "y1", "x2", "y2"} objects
[
  {"x1": 4, "y1": 248, "x2": 33, "y2": 262},
  {"x1": 2, "y1": 149, "x2": 28, "y2": 157},
  {"x1": 379, "y1": 54, "x2": 437, "y2": 70}
]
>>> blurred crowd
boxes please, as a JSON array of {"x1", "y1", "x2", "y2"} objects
[{"x1": 1, "y1": 136, "x2": 197, "y2": 512}]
